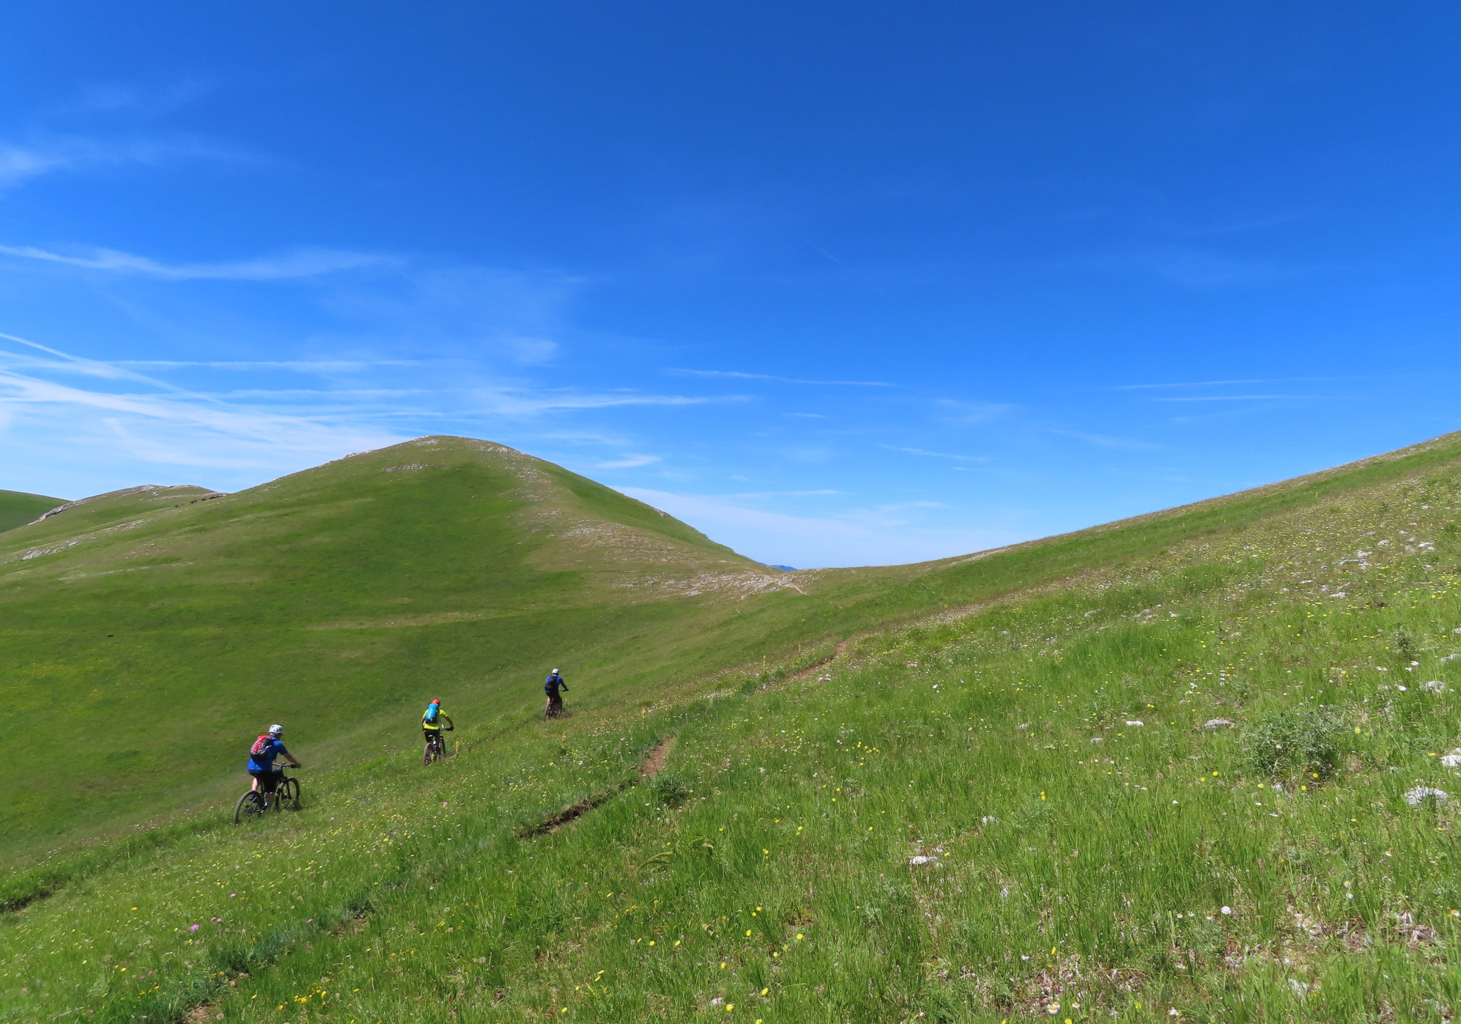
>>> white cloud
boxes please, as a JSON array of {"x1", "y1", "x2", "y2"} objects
[
  {"x1": 0, "y1": 135, "x2": 260, "y2": 192},
  {"x1": 595, "y1": 453, "x2": 661, "y2": 469},
  {"x1": 1049, "y1": 429, "x2": 1161, "y2": 451},
  {"x1": 0, "y1": 146, "x2": 71, "y2": 189},
  {"x1": 618, "y1": 487, "x2": 1021, "y2": 569},
  {"x1": 668, "y1": 368, "x2": 893, "y2": 386},
  {"x1": 880, "y1": 444, "x2": 989, "y2": 462},
  {"x1": 0, "y1": 243, "x2": 394, "y2": 280}
]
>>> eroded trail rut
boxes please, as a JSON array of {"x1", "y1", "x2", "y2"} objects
[{"x1": 518, "y1": 736, "x2": 675, "y2": 837}]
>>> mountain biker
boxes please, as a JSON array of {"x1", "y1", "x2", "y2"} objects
[
  {"x1": 544, "y1": 669, "x2": 568, "y2": 716},
  {"x1": 246, "y1": 724, "x2": 301, "y2": 794},
  {"x1": 422, "y1": 698, "x2": 454, "y2": 752}
]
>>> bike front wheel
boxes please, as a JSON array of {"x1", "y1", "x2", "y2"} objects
[
  {"x1": 277, "y1": 777, "x2": 300, "y2": 811},
  {"x1": 234, "y1": 790, "x2": 266, "y2": 824}
]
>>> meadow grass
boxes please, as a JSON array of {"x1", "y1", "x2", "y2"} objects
[
  {"x1": 7, "y1": 439, "x2": 1461, "y2": 1021},
  {"x1": 6, "y1": 434, "x2": 1461, "y2": 862},
  {"x1": 0, "y1": 488, "x2": 63, "y2": 535}
]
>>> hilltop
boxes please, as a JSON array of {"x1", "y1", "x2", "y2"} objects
[
  {"x1": 4, "y1": 431, "x2": 1461, "y2": 1022},
  {"x1": 0, "y1": 487, "x2": 66, "y2": 534},
  {"x1": 0, "y1": 437, "x2": 800, "y2": 853}
]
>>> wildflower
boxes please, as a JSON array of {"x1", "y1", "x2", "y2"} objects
[
  {"x1": 761, "y1": 988, "x2": 768, "y2": 995},
  {"x1": 1221, "y1": 906, "x2": 1232, "y2": 915},
  {"x1": 796, "y1": 933, "x2": 804, "y2": 941},
  {"x1": 190, "y1": 925, "x2": 200, "y2": 932}
]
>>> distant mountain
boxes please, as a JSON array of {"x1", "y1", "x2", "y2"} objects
[
  {"x1": 0, "y1": 488, "x2": 67, "y2": 534},
  {"x1": 763, "y1": 563, "x2": 797, "y2": 571}
]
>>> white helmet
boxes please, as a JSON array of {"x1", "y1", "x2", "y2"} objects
[
  {"x1": 268, "y1": 724, "x2": 284, "y2": 736},
  {"x1": 551, "y1": 668, "x2": 559, "y2": 674}
]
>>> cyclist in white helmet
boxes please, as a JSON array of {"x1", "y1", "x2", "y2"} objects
[
  {"x1": 544, "y1": 668, "x2": 568, "y2": 717},
  {"x1": 246, "y1": 724, "x2": 301, "y2": 794}
]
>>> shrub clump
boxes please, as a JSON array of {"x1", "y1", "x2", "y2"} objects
[
  {"x1": 1241, "y1": 705, "x2": 1347, "y2": 779},
  {"x1": 647, "y1": 773, "x2": 689, "y2": 806}
]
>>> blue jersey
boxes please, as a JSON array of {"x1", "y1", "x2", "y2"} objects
[
  {"x1": 247, "y1": 738, "x2": 289, "y2": 772},
  {"x1": 545, "y1": 673, "x2": 566, "y2": 696}
]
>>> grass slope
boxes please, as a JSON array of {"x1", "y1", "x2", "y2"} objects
[
  {"x1": 0, "y1": 488, "x2": 65, "y2": 534},
  {"x1": 6, "y1": 432, "x2": 1461, "y2": 1021}
]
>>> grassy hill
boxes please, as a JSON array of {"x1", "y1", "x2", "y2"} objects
[
  {"x1": 5, "y1": 432, "x2": 1461, "y2": 1022},
  {"x1": 0, "y1": 488, "x2": 65, "y2": 534}
]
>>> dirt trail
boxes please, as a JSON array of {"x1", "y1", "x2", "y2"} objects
[
  {"x1": 639, "y1": 736, "x2": 675, "y2": 778},
  {"x1": 520, "y1": 737, "x2": 675, "y2": 837},
  {"x1": 788, "y1": 639, "x2": 849, "y2": 680}
]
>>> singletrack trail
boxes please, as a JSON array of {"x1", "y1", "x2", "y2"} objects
[{"x1": 519, "y1": 736, "x2": 676, "y2": 836}]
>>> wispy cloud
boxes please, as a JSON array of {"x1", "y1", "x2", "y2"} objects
[
  {"x1": 1115, "y1": 376, "x2": 1334, "y2": 390},
  {"x1": 934, "y1": 398, "x2": 1012, "y2": 424},
  {"x1": 724, "y1": 489, "x2": 841, "y2": 498},
  {"x1": 618, "y1": 487, "x2": 1020, "y2": 568},
  {"x1": 0, "y1": 135, "x2": 259, "y2": 191},
  {"x1": 595, "y1": 453, "x2": 661, "y2": 469},
  {"x1": 115, "y1": 359, "x2": 418, "y2": 372},
  {"x1": 880, "y1": 444, "x2": 989, "y2": 462},
  {"x1": 0, "y1": 243, "x2": 394, "y2": 280},
  {"x1": 1150, "y1": 395, "x2": 1286, "y2": 402},
  {"x1": 1116, "y1": 378, "x2": 1278, "y2": 390},
  {"x1": 1049, "y1": 429, "x2": 1161, "y2": 451},
  {"x1": 668, "y1": 368, "x2": 893, "y2": 386}
]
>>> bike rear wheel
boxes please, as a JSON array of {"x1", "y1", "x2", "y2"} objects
[{"x1": 234, "y1": 790, "x2": 266, "y2": 824}]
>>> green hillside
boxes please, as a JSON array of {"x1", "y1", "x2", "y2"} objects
[
  {"x1": 6, "y1": 432, "x2": 1461, "y2": 1022},
  {"x1": 0, "y1": 488, "x2": 65, "y2": 534}
]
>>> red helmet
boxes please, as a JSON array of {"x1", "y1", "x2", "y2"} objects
[{"x1": 430, "y1": 698, "x2": 441, "y2": 705}]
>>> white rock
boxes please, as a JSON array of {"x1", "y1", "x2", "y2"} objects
[
  {"x1": 1441, "y1": 754, "x2": 1461, "y2": 768},
  {"x1": 1125, "y1": 720, "x2": 1145, "y2": 727},
  {"x1": 908, "y1": 855, "x2": 939, "y2": 866},
  {"x1": 1405, "y1": 786, "x2": 1449, "y2": 807},
  {"x1": 1203, "y1": 718, "x2": 1236, "y2": 730},
  {"x1": 1090, "y1": 736, "x2": 1104, "y2": 743},
  {"x1": 1424, "y1": 680, "x2": 1447, "y2": 693}
]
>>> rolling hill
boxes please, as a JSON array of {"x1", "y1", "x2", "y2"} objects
[
  {"x1": 0, "y1": 487, "x2": 66, "y2": 534},
  {"x1": 5, "y1": 431, "x2": 1461, "y2": 1023}
]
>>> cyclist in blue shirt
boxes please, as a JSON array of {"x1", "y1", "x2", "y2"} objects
[
  {"x1": 544, "y1": 669, "x2": 568, "y2": 717},
  {"x1": 246, "y1": 724, "x2": 301, "y2": 794}
]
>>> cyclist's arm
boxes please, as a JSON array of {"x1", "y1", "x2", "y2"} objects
[{"x1": 443, "y1": 714, "x2": 455, "y2": 729}]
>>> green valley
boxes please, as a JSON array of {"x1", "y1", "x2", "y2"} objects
[{"x1": 5, "y1": 433, "x2": 1461, "y2": 1022}]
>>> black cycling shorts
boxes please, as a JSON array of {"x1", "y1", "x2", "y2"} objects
[
  {"x1": 248, "y1": 768, "x2": 281, "y2": 793},
  {"x1": 424, "y1": 729, "x2": 445, "y2": 744}
]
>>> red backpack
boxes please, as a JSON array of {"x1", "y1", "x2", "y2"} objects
[{"x1": 249, "y1": 734, "x2": 273, "y2": 757}]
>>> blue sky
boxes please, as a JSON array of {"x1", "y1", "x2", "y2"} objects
[{"x1": 1, "y1": 3, "x2": 1459, "y2": 567}]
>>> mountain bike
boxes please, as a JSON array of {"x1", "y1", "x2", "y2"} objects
[
  {"x1": 423, "y1": 727, "x2": 454, "y2": 765},
  {"x1": 544, "y1": 695, "x2": 565, "y2": 720},
  {"x1": 233, "y1": 767, "x2": 302, "y2": 823}
]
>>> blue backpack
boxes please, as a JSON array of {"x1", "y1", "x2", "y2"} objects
[{"x1": 424, "y1": 704, "x2": 440, "y2": 723}]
